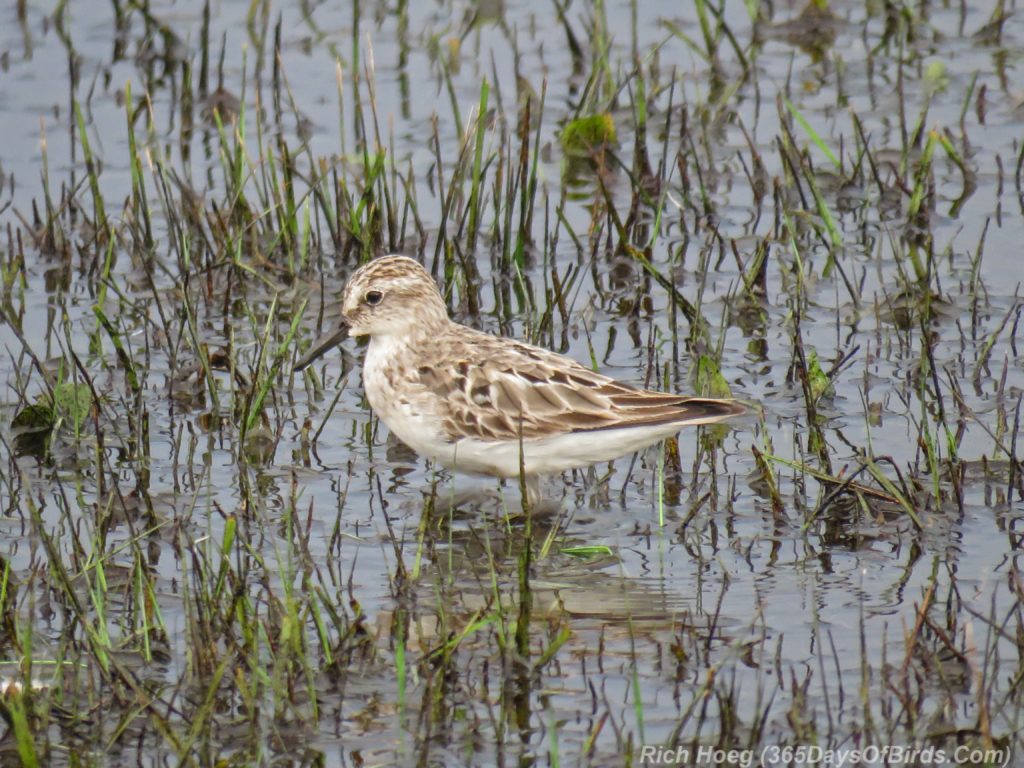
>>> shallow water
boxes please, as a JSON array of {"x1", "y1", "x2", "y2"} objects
[{"x1": 1, "y1": 0, "x2": 1023, "y2": 765}]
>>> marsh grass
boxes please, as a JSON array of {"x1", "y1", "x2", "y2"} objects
[{"x1": 0, "y1": 0, "x2": 1022, "y2": 765}]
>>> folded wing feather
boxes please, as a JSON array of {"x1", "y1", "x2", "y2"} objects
[{"x1": 416, "y1": 347, "x2": 741, "y2": 444}]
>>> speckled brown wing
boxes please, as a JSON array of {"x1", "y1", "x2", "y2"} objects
[{"x1": 413, "y1": 331, "x2": 744, "y2": 443}]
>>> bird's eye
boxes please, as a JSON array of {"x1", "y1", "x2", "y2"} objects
[{"x1": 364, "y1": 290, "x2": 383, "y2": 306}]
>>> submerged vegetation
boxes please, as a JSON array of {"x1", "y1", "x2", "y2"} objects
[{"x1": 0, "y1": 0, "x2": 1022, "y2": 764}]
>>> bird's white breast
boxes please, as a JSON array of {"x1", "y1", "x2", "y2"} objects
[{"x1": 361, "y1": 334, "x2": 458, "y2": 465}]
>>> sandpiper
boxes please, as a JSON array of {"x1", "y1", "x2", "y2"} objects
[{"x1": 296, "y1": 255, "x2": 745, "y2": 503}]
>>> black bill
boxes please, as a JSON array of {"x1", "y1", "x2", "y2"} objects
[{"x1": 294, "y1": 319, "x2": 349, "y2": 371}]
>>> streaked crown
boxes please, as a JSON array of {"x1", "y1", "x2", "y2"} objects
[{"x1": 341, "y1": 255, "x2": 449, "y2": 338}]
